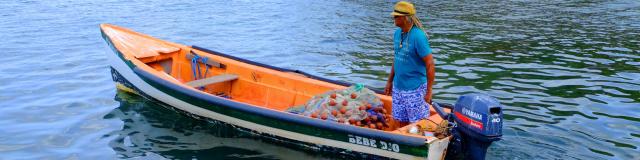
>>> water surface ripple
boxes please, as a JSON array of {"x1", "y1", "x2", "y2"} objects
[{"x1": 0, "y1": 0, "x2": 638, "y2": 159}]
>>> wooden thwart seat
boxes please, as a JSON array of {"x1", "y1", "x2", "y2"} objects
[{"x1": 186, "y1": 74, "x2": 238, "y2": 88}]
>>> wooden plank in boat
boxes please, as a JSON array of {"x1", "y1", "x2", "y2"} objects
[{"x1": 186, "y1": 74, "x2": 238, "y2": 87}]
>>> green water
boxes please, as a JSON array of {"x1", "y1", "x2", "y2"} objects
[{"x1": 0, "y1": 0, "x2": 638, "y2": 159}]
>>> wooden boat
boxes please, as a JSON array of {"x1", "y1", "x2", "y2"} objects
[{"x1": 100, "y1": 24, "x2": 451, "y2": 159}]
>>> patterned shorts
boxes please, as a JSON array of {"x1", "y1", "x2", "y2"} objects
[{"x1": 392, "y1": 83, "x2": 430, "y2": 123}]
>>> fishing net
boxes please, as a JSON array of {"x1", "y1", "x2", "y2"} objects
[{"x1": 287, "y1": 84, "x2": 390, "y2": 129}]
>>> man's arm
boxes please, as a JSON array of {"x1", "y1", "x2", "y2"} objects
[
  {"x1": 384, "y1": 64, "x2": 395, "y2": 96},
  {"x1": 423, "y1": 54, "x2": 435, "y2": 103}
]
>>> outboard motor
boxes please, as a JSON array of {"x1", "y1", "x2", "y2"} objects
[{"x1": 432, "y1": 93, "x2": 503, "y2": 160}]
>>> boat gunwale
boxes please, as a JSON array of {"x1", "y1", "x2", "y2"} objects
[{"x1": 191, "y1": 46, "x2": 386, "y2": 94}]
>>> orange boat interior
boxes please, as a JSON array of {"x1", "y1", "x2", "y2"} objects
[{"x1": 102, "y1": 24, "x2": 446, "y2": 134}]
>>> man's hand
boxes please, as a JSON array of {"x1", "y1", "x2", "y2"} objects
[
  {"x1": 384, "y1": 82, "x2": 393, "y2": 96},
  {"x1": 424, "y1": 91, "x2": 432, "y2": 104}
]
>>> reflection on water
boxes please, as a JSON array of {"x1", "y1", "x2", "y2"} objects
[{"x1": 105, "y1": 91, "x2": 335, "y2": 159}]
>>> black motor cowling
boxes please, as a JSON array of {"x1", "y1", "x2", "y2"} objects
[{"x1": 433, "y1": 93, "x2": 503, "y2": 160}]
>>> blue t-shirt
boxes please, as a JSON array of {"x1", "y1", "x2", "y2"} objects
[{"x1": 393, "y1": 26, "x2": 432, "y2": 91}]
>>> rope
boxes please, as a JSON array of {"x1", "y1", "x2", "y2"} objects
[
  {"x1": 196, "y1": 58, "x2": 202, "y2": 80},
  {"x1": 201, "y1": 57, "x2": 209, "y2": 79},
  {"x1": 199, "y1": 57, "x2": 209, "y2": 91},
  {"x1": 190, "y1": 54, "x2": 212, "y2": 90},
  {"x1": 191, "y1": 54, "x2": 201, "y2": 80}
]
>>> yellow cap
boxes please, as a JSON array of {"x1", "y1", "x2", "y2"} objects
[{"x1": 391, "y1": 1, "x2": 416, "y2": 16}]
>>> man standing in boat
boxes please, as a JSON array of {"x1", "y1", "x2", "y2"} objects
[{"x1": 384, "y1": 1, "x2": 435, "y2": 126}]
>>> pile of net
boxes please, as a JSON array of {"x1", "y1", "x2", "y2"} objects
[{"x1": 287, "y1": 84, "x2": 390, "y2": 130}]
